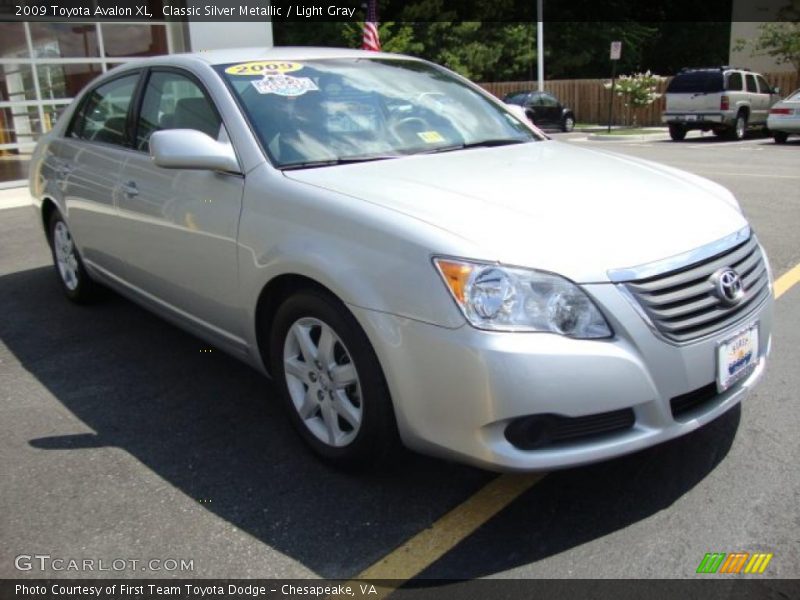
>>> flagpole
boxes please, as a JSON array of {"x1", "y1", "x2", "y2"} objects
[{"x1": 537, "y1": 0, "x2": 544, "y2": 92}]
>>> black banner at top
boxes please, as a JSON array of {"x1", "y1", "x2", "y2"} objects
[{"x1": 1, "y1": 0, "x2": 798, "y2": 22}]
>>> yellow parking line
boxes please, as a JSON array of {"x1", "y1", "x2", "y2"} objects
[
  {"x1": 346, "y1": 263, "x2": 800, "y2": 594},
  {"x1": 775, "y1": 263, "x2": 800, "y2": 299},
  {"x1": 355, "y1": 473, "x2": 544, "y2": 582}
]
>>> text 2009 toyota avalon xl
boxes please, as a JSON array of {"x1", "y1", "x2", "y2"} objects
[{"x1": 30, "y1": 48, "x2": 773, "y2": 471}]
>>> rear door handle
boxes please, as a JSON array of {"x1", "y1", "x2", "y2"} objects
[{"x1": 121, "y1": 181, "x2": 139, "y2": 197}]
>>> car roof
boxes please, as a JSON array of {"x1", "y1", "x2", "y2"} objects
[{"x1": 132, "y1": 46, "x2": 409, "y2": 67}]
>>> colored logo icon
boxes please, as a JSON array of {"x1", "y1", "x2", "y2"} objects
[{"x1": 696, "y1": 552, "x2": 773, "y2": 574}]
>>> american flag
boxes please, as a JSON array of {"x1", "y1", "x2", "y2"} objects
[{"x1": 362, "y1": 0, "x2": 381, "y2": 52}]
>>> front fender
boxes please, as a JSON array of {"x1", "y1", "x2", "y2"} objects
[{"x1": 236, "y1": 164, "x2": 473, "y2": 355}]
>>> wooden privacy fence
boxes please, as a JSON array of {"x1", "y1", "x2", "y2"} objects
[{"x1": 480, "y1": 71, "x2": 799, "y2": 127}]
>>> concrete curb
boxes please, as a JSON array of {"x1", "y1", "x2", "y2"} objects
[
  {"x1": 586, "y1": 132, "x2": 669, "y2": 142},
  {"x1": 0, "y1": 187, "x2": 33, "y2": 211}
]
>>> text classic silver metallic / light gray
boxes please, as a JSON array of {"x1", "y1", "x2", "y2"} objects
[{"x1": 30, "y1": 48, "x2": 774, "y2": 471}]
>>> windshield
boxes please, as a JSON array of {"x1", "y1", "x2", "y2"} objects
[{"x1": 216, "y1": 58, "x2": 539, "y2": 169}]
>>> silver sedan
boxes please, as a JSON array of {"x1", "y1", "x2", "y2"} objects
[
  {"x1": 30, "y1": 48, "x2": 773, "y2": 471},
  {"x1": 767, "y1": 88, "x2": 800, "y2": 143}
]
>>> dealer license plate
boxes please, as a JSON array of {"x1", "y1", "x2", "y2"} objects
[{"x1": 717, "y1": 323, "x2": 759, "y2": 392}]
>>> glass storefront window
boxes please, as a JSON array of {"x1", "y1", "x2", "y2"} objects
[
  {"x1": 102, "y1": 24, "x2": 168, "y2": 58},
  {"x1": 0, "y1": 23, "x2": 29, "y2": 59},
  {"x1": 0, "y1": 63, "x2": 36, "y2": 102},
  {"x1": 0, "y1": 105, "x2": 40, "y2": 145},
  {"x1": 0, "y1": 20, "x2": 174, "y2": 185},
  {"x1": 30, "y1": 23, "x2": 100, "y2": 59},
  {"x1": 37, "y1": 63, "x2": 103, "y2": 100}
]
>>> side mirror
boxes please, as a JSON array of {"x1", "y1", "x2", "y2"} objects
[{"x1": 150, "y1": 129, "x2": 241, "y2": 174}]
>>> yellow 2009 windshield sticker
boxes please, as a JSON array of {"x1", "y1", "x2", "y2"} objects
[
  {"x1": 225, "y1": 61, "x2": 303, "y2": 76},
  {"x1": 417, "y1": 131, "x2": 445, "y2": 143}
]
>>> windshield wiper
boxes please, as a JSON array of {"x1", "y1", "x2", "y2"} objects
[
  {"x1": 280, "y1": 155, "x2": 402, "y2": 170},
  {"x1": 423, "y1": 138, "x2": 529, "y2": 154}
]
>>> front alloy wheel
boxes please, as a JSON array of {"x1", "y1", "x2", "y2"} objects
[
  {"x1": 283, "y1": 317, "x2": 363, "y2": 447},
  {"x1": 270, "y1": 289, "x2": 398, "y2": 467}
]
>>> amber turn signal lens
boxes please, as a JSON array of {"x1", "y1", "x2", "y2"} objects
[{"x1": 435, "y1": 259, "x2": 474, "y2": 304}]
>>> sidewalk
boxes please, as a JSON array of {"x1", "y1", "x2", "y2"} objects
[{"x1": 0, "y1": 186, "x2": 32, "y2": 210}]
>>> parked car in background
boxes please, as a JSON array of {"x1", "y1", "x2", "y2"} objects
[
  {"x1": 662, "y1": 67, "x2": 780, "y2": 141},
  {"x1": 30, "y1": 48, "x2": 773, "y2": 472},
  {"x1": 766, "y1": 88, "x2": 800, "y2": 144},
  {"x1": 503, "y1": 90, "x2": 576, "y2": 132}
]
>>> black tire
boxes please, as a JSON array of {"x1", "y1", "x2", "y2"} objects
[
  {"x1": 728, "y1": 112, "x2": 748, "y2": 140},
  {"x1": 47, "y1": 210, "x2": 97, "y2": 303},
  {"x1": 269, "y1": 288, "x2": 399, "y2": 468},
  {"x1": 774, "y1": 131, "x2": 789, "y2": 144},
  {"x1": 669, "y1": 124, "x2": 687, "y2": 141},
  {"x1": 561, "y1": 113, "x2": 575, "y2": 132}
]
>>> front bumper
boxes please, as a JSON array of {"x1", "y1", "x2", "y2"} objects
[{"x1": 350, "y1": 284, "x2": 773, "y2": 472}]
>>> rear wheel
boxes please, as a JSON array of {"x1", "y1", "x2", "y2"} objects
[
  {"x1": 669, "y1": 124, "x2": 686, "y2": 141},
  {"x1": 269, "y1": 289, "x2": 399, "y2": 468},
  {"x1": 47, "y1": 210, "x2": 97, "y2": 303},
  {"x1": 561, "y1": 114, "x2": 575, "y2": 132},
  {"x1": 773, "y1": 131, "x2": 789, "y2": 144},
  {"x1": 728, "y1": 112, "x2": 748, "y2": 140}
]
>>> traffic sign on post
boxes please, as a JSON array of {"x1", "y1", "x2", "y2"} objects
[
  {"x1": 610, "y1": 41, "x2": 622, "y2": 60},
  {"x1": 607, "y1": 42, "x2": 622, "y2": 132}
]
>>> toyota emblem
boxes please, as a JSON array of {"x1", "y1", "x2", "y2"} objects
[{"x1": 712, "y1": 268, "x2": 744, "y2": 305}]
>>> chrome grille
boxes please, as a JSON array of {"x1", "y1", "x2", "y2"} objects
[{"x1": 624, "y1": 236, "x2": 770, "y2": 343}]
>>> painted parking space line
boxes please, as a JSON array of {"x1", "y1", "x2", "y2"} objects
[
  {"x1": 351, "y1": 472, "x2": 545, "y2": 584},
  {"x1": 675, "y1": 170, "x2": 800, "y2": 179},
  {"x1": 346, "y1": 263, "x2": 800, "y2": 594},
  {"x1": 775, "y1": 262, "x2": 800, "y2": 299},
  {"x1": 686, "y1": 138, "x2": 771, "y2": 149}
]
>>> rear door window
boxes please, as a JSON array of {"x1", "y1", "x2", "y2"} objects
[
  {"x1": 726, "y1": 72, "x2": 743, "y2": 91},
  {"x1": 540, "y1": 94, "x2": 559, "y2": 107},
  {"x1": 504, "y1": 92, "x2": 529, "y2": 105},
  {"x1": 745, "y1": 75, "x2": 758, "y2": 93},
  {"x1": 756, "y1": 76, "x2": 772, "y2": 94},
  {"x1": 136, "y1": 70, "x2": 222, "y2": 152},
  {"x1": 666, "y1": 72, "x2": 723, "y2": 93},
  {"x1": 68, "y1": 73, "x2": 140, "y2": 146}
]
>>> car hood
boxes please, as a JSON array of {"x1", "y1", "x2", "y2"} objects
[{"x1": 284, "y1": 141, "x2": 748, "y2": 282}]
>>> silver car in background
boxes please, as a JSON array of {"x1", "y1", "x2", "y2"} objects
[
  {"x1": 767, "y1": 88, "x2": 800, "y2": 144},
  {"x1": 30, "y1": 48, "x2": 773, "y2": 471}
]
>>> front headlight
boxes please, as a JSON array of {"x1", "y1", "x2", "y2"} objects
[{"x1": 434, "y1": 258, "x2": 613, "y2": 338}]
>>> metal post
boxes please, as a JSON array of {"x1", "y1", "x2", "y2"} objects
[
  {"x1": 606, "y1": 60, "x2": 617, "y2": 133},
  {"x1": 536, "y1": 0, "x2": 544, "y2": 92}
]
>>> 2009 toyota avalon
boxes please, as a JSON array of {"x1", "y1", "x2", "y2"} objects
[{"x1": 29, "y1": 48, "x2": 773, "y2": 471}]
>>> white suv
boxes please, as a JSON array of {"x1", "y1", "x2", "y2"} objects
[{"x1": 662, "y1": 67, "x2": 780, "y2": 141}]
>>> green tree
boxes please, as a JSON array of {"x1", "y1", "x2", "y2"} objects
[{"x1": 604, "y1": 71, "x2": 665, "y2": 125}]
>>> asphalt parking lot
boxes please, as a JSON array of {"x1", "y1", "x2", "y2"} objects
[{"x1": 1, "y1": 131, "x2": 799, "y2": 583}]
